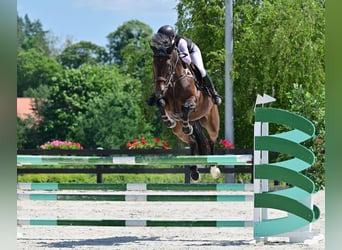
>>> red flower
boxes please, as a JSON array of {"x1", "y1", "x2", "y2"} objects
[
  {"x1": 133, "y1": 140, "x2": 139, "y2": 147},
  {"x1": 219, "y1": 139, "x2": 234, "y2": 149},
  {"x1": 125, "y1": 137, "x2": 170, "y2": 150},
  {"x1": 162, "y1": 141, "x2": 169, "y2": 150}
]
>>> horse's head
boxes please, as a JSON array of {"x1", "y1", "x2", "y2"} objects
[
  {"x1": 150, "y1": 33, "x2": 178, "y2": 98},
  {"x1": 150, "y1": 33, "x2": 175, "y2": 57}
]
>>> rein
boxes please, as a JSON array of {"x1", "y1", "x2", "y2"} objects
[
  {"x1": 154, "y1": 49, "x2": 190, "y2": 97},
  {"x1": 152, "y1": 47, "x2": 196, "y2": 117}
]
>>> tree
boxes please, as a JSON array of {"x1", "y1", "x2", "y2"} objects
[
  {"x1": 106, "y1": 20, "x2": 158, "y2": 144},
  {"x1": 17, "y1": 14, "x2": 52, "y2": 56},
  {"x1": 57, "y1": 41, "x2": 108, "y2": 68},
  {"x1": 284, "y1": 83, "x2": 325, "y2": 189},
  {"x1": 176, "y1": 0, "x2": 325, "y2": 148},
  {"x1": 17, "y1": 48, "x2": 62, "y2": 97},
  {"x1": 74, "y1": 90, "x2": 153, "y2": 149},
  {"x1": 23, "y1": 84, "x2": 51, "y2": 99},
  {"x1": 232, "y1": 0, "x2": 325, "y2": 147},
  {"x1": 106, "y1": 20, "x2": 153, "y2": 65},
  {"x1": 17, "y1": 116, "x2": 41, "y2": 149},
  {"x1": 36, "y1": 64, "x2": 153, "y2": 148}
]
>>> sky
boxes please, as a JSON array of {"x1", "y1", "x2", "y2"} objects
[{"x1": 17, "y1": 0, "x2": 178, "y2": 48}]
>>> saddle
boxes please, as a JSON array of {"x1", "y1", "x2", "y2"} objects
[{"x1": 183, "y1": 62, "x2": 211, "y2": 97}]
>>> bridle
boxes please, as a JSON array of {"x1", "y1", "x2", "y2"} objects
[{"x1": 153, "y1": 48, "x2": 189, "y2": 98}]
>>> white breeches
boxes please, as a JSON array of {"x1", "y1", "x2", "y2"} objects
[{"x1": 190, "y1": 44, "x2": 206, "y2": 77}]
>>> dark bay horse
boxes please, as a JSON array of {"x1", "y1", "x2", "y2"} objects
[{"x1": 149, "y1": 33, "x2": 220, "y2": 181}]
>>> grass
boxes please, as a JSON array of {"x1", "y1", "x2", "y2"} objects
[{"x1": 17, "y1": 173, "x2": 253, "y2": 184}]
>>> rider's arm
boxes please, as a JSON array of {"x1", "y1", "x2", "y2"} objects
[{"x1": 177, "y1": 38, "x2": 191, "y2": 65}]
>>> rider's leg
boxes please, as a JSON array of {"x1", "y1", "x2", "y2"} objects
[
  {"x1": 190, "y1": 45, "x2": 222, "y2": 105},
  {"x1": 202, "y1": 74, "x2": 222, "y2": 105}
]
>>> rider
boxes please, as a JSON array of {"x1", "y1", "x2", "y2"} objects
[{"x1": 148, "y1": 25, "x2": 222, "y2": 106}]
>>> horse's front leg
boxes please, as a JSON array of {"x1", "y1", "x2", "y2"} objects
[
  {"x1": 181, "y1": 97, "x2": 196, "y2": 135},
  {"x1": 156, "y1": 98, "x2": 176, "y2": 128}
]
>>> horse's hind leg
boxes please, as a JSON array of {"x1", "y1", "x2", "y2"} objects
[
  {"x1": 199, "y1": 113, "x2": 221, "y2": 179},
  {"x1": 209, "y1": 140, "x2": 215, "y2": 155},
  {"x1": 199, "y1": 106, "x2": 220, "y2": 149},
  {"x1": 206, "y1": 139, "x2": 221, "y2": 179},
  {"x1": 189, "y1": 134, "x2": 200, "y2": 182},
  {"x1": 157, "y1": 98, "x2": 176, "y2": 128}
]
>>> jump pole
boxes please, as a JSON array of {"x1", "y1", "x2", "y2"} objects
[
  {"x1": 18, "y1": 193, "x2": 254, "y2": 202},
  {"x1": 18, "y1": 218, "x2": 254, "y2": 228},
  {"x1": 17, "y1": 154, "x2": 252, "y2": 166},
  {"x1": 18, "y1": 182, "x2": 254, "y2": 191}
]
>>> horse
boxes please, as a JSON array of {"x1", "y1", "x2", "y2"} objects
[{"x1": 149, "y1": 33, "x2": 220, "y2": 181}]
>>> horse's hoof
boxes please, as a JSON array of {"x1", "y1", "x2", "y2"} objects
[
  {"x1": 183, "y1": 125, "x2": 193, "y2": 135},
  {"x1": 210, "y1": 166, "x2": 221, "y2": 179},
  {"x1": 190, "y1": 170, "x2": 200, "y2": 183},
  {"x1": 166, "y1": 120, "x2": 176, "y2": 128},
  {"x1": 189, "y1": 165, "x2": 200, "y2": 182}
]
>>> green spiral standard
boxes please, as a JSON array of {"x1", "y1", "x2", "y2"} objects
[{"x1": 254, "y1": 107, "x2": 320, "y2": 240}]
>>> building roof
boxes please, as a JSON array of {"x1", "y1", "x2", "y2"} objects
[{"x1": 17, "y1": 98, "x2": 37, "y2": 120}]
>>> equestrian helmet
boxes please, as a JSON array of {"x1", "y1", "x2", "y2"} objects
[{"x1": 157, "y1": 25, "x2": 175, "y2": 38}]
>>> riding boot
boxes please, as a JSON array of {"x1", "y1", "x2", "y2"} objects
[
  {"x1": 146, "y1": 93, "x2": 157, "y2": 106},
  {"x1": 202, "y1": 74, "x2": 222, "y2": 105}
]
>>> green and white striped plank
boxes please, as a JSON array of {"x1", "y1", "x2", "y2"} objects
[
  {"x1": 17, "y1": 154, "x2": 252, "y2": 166},
  {"x1": 18, "y1": 183, "x2": 254, "y2": 191},
  {"x1": 18, "y1": 193, "x2": 254, "y2": 202},
  {"x1": 18, "y1": 218, "x2": 254, "y2": 227}
]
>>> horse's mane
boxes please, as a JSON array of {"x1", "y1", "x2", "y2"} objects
[{"x1": 150, "y1": 33, "x2": 176, "y2": 56}]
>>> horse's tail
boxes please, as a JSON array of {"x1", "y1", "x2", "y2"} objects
[{"x1": 189, "y1": 120, "x2": 211, "y2": 155}]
